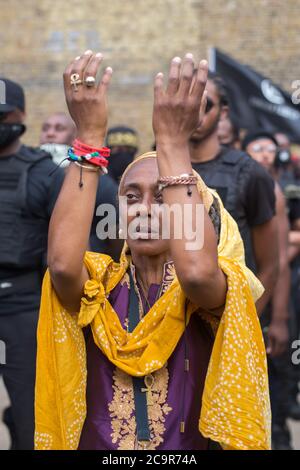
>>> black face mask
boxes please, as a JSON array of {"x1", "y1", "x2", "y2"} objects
[
  {"x1": 0, "y1": 123, "x2": 26, "y2": 149},
  {"x1": 108, "y1": 150, "x2": 136, "y2": 182}
]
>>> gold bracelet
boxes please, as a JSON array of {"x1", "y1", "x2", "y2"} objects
[{"x1": 158, "y1": 173, "x2": 197, "y2": 196}]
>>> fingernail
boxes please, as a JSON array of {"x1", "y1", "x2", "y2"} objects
[
  {"x1": 84, "y1": 49, "x2": 93, "y2": 55},
  {"x1": 185, "y1": 53, "x2": 194, "y2": 59},
  {"x1": 172, "y1": 57, "x2": 181, "y2": 63},
  {"x1": 75, "y1": 56, "x2": 80, "y2": 60},
  {"x1": 95, "y1": 52, "x2": 103, "y2": 58},
  {"x1": 106, "y1": 67, "x2": 113, "y2": 73},
  {"x1": 200, "y1": 59, "x2": 208, "y2": 67}
]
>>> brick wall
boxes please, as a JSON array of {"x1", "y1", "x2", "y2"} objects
[{"x1": 1, "y1": 0, "x2": 300, "y2": 153}]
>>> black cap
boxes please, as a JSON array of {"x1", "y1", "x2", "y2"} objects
[
  {"x1": 241, "y1": 130, "x2": 278, "y2": 151},
  {"x1": 0, "y1": 78, "x2": 25, "y2": 113},
  {"x1": 106, "y1": 126, "x2": 138, "y2": 148}
]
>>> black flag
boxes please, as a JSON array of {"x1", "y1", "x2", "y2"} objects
[{"x1": 210, "y1": 48, "x2": 300, "y2": 142}]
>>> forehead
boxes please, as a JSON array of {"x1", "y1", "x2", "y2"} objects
[
  {"x1": 122, "y1": 158, "x2": 159, "y2": 188},
  {"x1": 248, "y1": 138, "x2": 276, "y2": 147},
  {"x1": 44, "y1": 114, "x2": 70, "y2": 126}
]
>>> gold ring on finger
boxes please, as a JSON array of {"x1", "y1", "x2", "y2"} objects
[{"x1": 70, "y1": 73, "x2": 83, "y2": 91}]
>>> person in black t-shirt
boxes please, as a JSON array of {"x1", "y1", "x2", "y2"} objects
[
  {"x1": 243, "y1": 130, "x2": 300, "y2": 449},
  {"x1": 189, "y1": 72, "x2": 278, "y2": 320},
  {"x1": 242, "y1": 131, "x2": 290, "y2": 358}
]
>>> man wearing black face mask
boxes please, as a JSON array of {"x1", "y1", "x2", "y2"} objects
[
  {"x1": 0, "y1": 78, "x2": 65, "y2": 449},
  {"x1": 106, "y1": 126, "x2": 138, "y2": 183}
]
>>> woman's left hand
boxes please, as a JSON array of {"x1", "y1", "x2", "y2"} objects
[{"x1": 152, "y1": 54, "x2": 208, "y2": 147}]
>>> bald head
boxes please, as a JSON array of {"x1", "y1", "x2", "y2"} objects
[{"x1": 40, "y1": 112, "x2": 76, "y2": 145}]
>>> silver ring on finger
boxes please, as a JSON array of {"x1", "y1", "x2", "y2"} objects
[{"x1": 84, "y1": 76, "x2": 96, "y2": 87}]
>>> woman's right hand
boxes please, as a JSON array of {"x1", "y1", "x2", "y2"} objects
[
  {"x1": 152, "y1": 54, "x2": 208, "y2": 147},
  {"x1": 63, "y1": 50, "x2": 113, "y2": 147}
]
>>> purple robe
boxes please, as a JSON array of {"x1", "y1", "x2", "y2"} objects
[{"x1": 78, "y1": 263, "x2": 213, "y2": 450}]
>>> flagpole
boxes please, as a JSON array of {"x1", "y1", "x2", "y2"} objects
[{"x1": 208, "y1": 46, "x2": 216, "y2": 72}]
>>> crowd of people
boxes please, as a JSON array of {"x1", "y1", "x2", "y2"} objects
[{"x1": 0, "y1": 50, "x2": 299, "y2": 450}]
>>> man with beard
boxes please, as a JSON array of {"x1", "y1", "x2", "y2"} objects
[
  {"x1": 189, "y1": 72, "x2": 278, "y2": 316},
  {"x1": 0, "y1": 78, "x2": 65, "y2": 449}
]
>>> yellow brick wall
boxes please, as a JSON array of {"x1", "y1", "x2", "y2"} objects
[{"x1": 1, "y1": 0, "x2": 300, "y2": 153}]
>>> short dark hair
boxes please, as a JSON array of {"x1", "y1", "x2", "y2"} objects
[
  {"x1": 241, "y1": 131, "x2": 278, "y2": 151},
  {"x1": 207, "y1": 71, "x2": 229, "y2": 106}
]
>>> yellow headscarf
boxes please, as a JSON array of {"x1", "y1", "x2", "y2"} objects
[{"x1": 34, "y1": 153, "x2": 270, "y2": 451}]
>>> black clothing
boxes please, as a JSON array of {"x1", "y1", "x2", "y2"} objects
[
  {"x1": 192, "y1": 146, "x2": 276, "y2": 272},
  {"x1": 0, "y1": 310, "x2": 38, "y2": 449},
  {"x1": 0, "y1": 146, "x2": 118, "y2": 450},
  {"x1": 0, "y1": 148, "x2": 119, "y2": 315},
  {"x1": 90, "y1": 173, "x2": 119, "y2": 254},
  {"x1": 0, "y1": 146, "x2": 64, "y2": 315}
]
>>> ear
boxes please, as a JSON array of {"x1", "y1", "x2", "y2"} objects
[{"x1": 220, "y1": 105, "x2": 229, "y2": 121}]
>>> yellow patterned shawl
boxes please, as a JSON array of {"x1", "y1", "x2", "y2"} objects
[{"x1": 35, "y1": 164, "x2": 271, "y2": 451}]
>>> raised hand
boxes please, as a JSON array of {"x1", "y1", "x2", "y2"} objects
[
  {"x1": 153, "y1": 53, "x2": 208, "y2": 146},
  {"x1": 63, "y1": 50, "x2": 113, "y2": 147}
]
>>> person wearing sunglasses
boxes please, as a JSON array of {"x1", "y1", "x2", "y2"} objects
[
  {"x1": 243, "y1": 130, "x2": 299, "y2": 449},
  {"x1": 243, "y1": 132, "x2": 278, "y2": 174},
  {"x1": 189, "y1": 72, "x2": 278, "y2": 320}
]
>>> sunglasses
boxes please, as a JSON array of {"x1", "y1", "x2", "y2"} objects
[
  {"x1": 251, "y1": 143, "x2": 277, "y2": 154},
  {"x1": 205, "y1": 97, "x2": 215, "y2": 114}
]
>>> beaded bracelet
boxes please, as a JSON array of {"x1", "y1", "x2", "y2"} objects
[{"x1": 68, "y1": 148, "x2": 108, "y2": 168}]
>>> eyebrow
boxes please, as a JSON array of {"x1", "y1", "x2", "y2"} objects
[
  {"x1": 122, "y1": 181, "x2": 160, "y2": 192},
  {"x1": 122, "y1": 182, "x2": 141, "y2": 192}
]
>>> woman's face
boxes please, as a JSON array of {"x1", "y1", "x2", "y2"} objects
[{"x1": 119, "y1": 158, "x2": 170, "y2": 257}]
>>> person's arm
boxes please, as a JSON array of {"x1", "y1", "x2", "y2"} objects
[
  {"x1": 252, "y1": 218, "x2": 279, "y2": 315},
  {"x1": 267, "y1": 184, "x2": 290, "y2": 357},
  {"x1": 47, "y1": 50, "x2": 113, "y2": 313},
  {"x1": 153, "y1": 55, "x2": 227, "y2": 312},
  {"x1": 245, "y1": 164, "x2": 279, "y2": 315}
]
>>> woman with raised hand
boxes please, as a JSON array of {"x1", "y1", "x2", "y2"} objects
[{"x1": 35, "y1": 51, "x2": 270, "y2": 451}]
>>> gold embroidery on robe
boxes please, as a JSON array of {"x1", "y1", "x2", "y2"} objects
[{"x1": 109, "y1": 364, "x2": 172, "y2": 450}]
